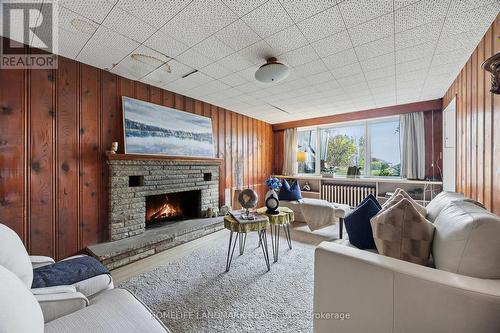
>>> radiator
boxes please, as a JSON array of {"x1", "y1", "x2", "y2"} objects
[{"x1": 321, "y1": 184, "x2": 376, "y2": 207}]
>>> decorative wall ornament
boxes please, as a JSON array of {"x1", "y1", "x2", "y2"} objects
[{"x1": 482, "y1": 52, "x2": 500, "y2": 94}]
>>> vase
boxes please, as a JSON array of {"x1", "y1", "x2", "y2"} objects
[{"x1": 265, "y1": 189, "x2": 277, "y2": 201}]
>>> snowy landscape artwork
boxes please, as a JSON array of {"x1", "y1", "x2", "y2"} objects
[{"x1": 122, "y1": 97, "x2": 215, "y2": 157}]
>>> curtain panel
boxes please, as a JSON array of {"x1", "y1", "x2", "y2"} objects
[
  {"x1": 282, "y1": 128, "x2": 298, "y2": 175},
  {"x1": 400, "y1": 112, "x2": 425, "y2": 180}
]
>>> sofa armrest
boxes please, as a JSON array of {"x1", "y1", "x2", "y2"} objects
[
  {"x1": 30, "y1": 255, "x2": 55, "y2": 269},
  {"x1": 31, "y1": 285, "x2": 77, "y2": 295},
  {"x1": 314, "y1": 242, "x2": 500, "y2": 333},
  {"x1": 35, "y1": 292, "x2": 89, "y2": 323}
]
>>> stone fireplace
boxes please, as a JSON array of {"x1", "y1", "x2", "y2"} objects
[{"x1": 107, "y1": 155, "x2": 220, "y2": 241}]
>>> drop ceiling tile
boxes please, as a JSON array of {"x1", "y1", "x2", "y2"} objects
[
  {"x1": 164, "y1": 78, "x2": 201, "y2": 92},
  {"x1": 396, "y1": 69, "x2": 427, "y2": 83},
  {"x1": 297, "y1": 5, "x2": 345, "y2": 42},
  {"x1": 242, "y1": 0, "x2": 294, "y2": 38},
  {"x1": 102, "y1": 6, "x2": 156, "y2": 43},
  {"x1": 330, "y1": 62, "x2": 363, "y2": 79},
  {"x1": 216, "y1": 19, "x2": 261, "y2": 51},
  {"x1": 144, "y1": 30, "x2": 189, "y2": 58},
  {"x1": 441, "y1": 2, "x2": 499, "y2": 36},
  {"x1": 176, "y1": 48, "x2": 213, "y2": 70},
  {"x1": 219, "y1": 73, "x2": 249, "y2": 87},
  {"x1": 364, "y1": 64, "x2": 395, "y2": 80},
  {"x1": 141, "y1": 65, "x2": 179, "y2": 87},
  {"x1": 394, "y1": 0, "x2": 420, "y2": 9},
  {"x1": 279, "y1": 0, "x2": 338, "y2": 22},
  {"x1": 77, "y1": 26, "x2": 139, "y2": 70},
  {"x1": 323, "y1": 48, "x2": 358, "y2": 69},
  {"x1": 395, "y1": 0, "x2": 450, "y2": 33},
  {"x1": 305, "y1": 71, "x2": 335, "y2": 85},
  {"x1": 397, "y1": 79, "x2": 425, "y2": 90},
  {"x1": 395, "y1": 19, "x2": 443, "y2": 50},
  {"x1": 395, "y1": 57, "x2": 432, "y2": 74},
  {"x1": 238, "y1": 40, "x2": 275, "y2": 65},
  {"x1": 292, "y1": 59, "x2": 329, "y2": 77},
  {"x1": 348, "y1": 13, "x2": 394, "y2": 46},
  {"x1": 236, "y1": 65, "x2": 260, "y2": 81},
  {"x1": 111, "y1": 45, "x2": 170, "y2": 80},
  {"x1": 236, "y1": 81, "x2": 262, "y2": 93},
  {"x1": 56, "y1": 6, "x2": 98, "y2": 36},
  {"x1": 355, "y1": 36, "x2": 394, "y2": 61},
  {"x1": 221, "y1": 52, "x2": 255, "y2": 71},
  {"x1": 435, "y1": 29, "x2": 486, "y2": 54},
  {"x1": 179, "y1": 71, "x2": 214, "y2": 86},
  {"x1": 200, "y1": 61, "x2": 233, "y2": 79},
  {"x1": 60, "y1": 0, "x2": 116, "y2": 23},
  {"x1": 431, "y1": 50, "x2": 469, "y2": 67},
  {"x1": 314, "y1": 80, "x2": 341, "y2": 93},
  {"x1": 311, "y1": 30, "x2": 352, "y2": 58},
  {"x1": 337, "y1": 73, "x2": 366, "y2": 88},
  {"x1": 117, "y1": 0, "x2": 192, "y2": 29},
  {"x1": 57, "y1": 27, "x2": 92, "y2": 59},
  {"x1": 193, "y1": 36, "x2": 235, "y2": 62},
  {"x1": 448, "y1": 0, "x2": 499, "y2": 15},
  {"x1": 339, "y1": 0, "x2": 393, "y2": 28},
  {"x1": 395, "y1": 42, "x2": 435, "y2": 64},
  {"x1": 222, "y1": 0, "x2": 268, "y2": 17},
  {"x1": 265, "y1": 25, "x2": 309, "y2": 55},
  {"x1": 163, "y1": 0, "x2": 238, "y2": 46},
  {"x1": 367, "y1": 76, "x2": 396, "y2": 89},
  {"x1": 281, "y1": 45, "x2": 319, "y2": 67}
]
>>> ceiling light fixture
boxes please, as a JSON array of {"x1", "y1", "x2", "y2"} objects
[
  {"x1": 70, "y1": 18, "x2": 96, "y2": 34},
  {"x1": 255, "y1": 57, "x2": 290, "y2": 83}
]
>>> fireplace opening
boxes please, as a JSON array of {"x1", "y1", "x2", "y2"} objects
[{"x1": 145, "y1": 190, "x2": 201, "y2": 227}]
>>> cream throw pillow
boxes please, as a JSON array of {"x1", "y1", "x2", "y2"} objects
[
  {"x1": 382, "y1": 189, "x2": 426, "y2": 217},
  {"x1": 371, "y1": 198, "x2": 435, "y2": 266}
]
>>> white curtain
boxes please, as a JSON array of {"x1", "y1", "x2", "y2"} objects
[
  {"x1": 400, "y1": 112, "x2": 425, "y2": 180},
  {"x1": 282, "y1": 128, "x2": 297, "y2": 176}
]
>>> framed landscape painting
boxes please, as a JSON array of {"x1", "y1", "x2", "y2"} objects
[{"x1": 122, "y1": 97, "x2": 215, "y2": 157}]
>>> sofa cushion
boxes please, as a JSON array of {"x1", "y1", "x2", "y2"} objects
[
  {"x1": 358, "y1": 193, "x2": 382, "y2": 210},
  {"x1": 382, "y1": 191, "x2": 426, "y2": 217},
  {"x1": 371, "y1": 199, "x2": 435, "y2": 266},
  {"x1": 0, "y1": 265, "x2": 44, "y2": 333},
  {"x1": 344, "y1": 198, "x2": 380, "y2": 249},
  {"x1": 425, "y1": 191, "x2": 465, "y2": 222},
  {"x1": 432, "y1": 200, "x2": 500, "y2": 279},
  {"x1": 45, "y1": 288, "x2": 169, "y2": 333},
  {"x1": 278, "y1": 179, "x2": 302, "y2": 201},
  {"x1": 0, "y1": 224, "x2": 33, "y2": 288}
]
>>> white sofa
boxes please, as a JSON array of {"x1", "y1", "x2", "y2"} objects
[
  {"x1": 0, "y1": 264, "x2": 170, "y2": 333},
  {"x1": 313, "y1": 192, "x2": 500, "y2": 333}
]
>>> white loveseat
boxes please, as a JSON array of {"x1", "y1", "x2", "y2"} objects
[{"x1": 313, "y1": 192, "x2": 500, "y2": 333}]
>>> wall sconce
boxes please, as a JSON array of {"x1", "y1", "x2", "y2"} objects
[
  {"x1": 297, "y1": 151, "x2": 307, "y2": 163},
  {"x1": 482, "y1": 52, "x2": 500, "y2": 94}
]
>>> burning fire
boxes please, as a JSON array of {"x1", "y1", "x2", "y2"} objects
[{"x1": 150, "y1": 202, "x2": 182, "y2": 221}]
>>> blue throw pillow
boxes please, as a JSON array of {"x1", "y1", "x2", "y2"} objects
[
  {"x1": 358, "y1": 193, "x2": 382, "y2": 210},
  {"x1": 344, "y1": 198, "x2": 381, "y2": 249},
  {"x1": 278, "y1": 179, "x2": 302, "y2": 201}
]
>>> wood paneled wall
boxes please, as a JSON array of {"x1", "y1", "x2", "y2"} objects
[
  {"x1": 442, "y1": 15, "x2": 500, "y2": 215},
  {"x1": 272, "y1": 107, "x2": 443, "y2": 180},
  {"x1": 0, "y1": 41, "x2": 273, "y2": 259}
]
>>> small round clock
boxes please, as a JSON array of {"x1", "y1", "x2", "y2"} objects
[{"x1": 265, "y1": 194, "x2": 280, "y2": 215}]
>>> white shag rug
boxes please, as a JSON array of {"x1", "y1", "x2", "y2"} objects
[{"x1": 119, "y1": 231, "x2": 316, "y2": 333}]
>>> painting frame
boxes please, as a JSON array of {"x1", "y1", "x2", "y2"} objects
[{"x1": 121, "y1": 96, "x2": 215, "y2": 158}]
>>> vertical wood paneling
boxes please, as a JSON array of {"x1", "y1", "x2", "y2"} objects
[
  {"x1": 29, "y1": 68, "x2": 55, "y2": 256},
  {"x1": 442, "y1": 15, "x2": 500, "y2": 214},
  {"x1": 0, "y1": 41, "x2": 274, "y2": 257},
  {"x1": 0, "y1": 67, "x2": 26, "y2": 241},
  {"x1": 56, "y1": 58, "x2": 79, "y2": 259}
]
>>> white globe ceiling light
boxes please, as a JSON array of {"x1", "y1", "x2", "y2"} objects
[{"x1": 255, "y1": 57, "x2": 290, "y2": 83}]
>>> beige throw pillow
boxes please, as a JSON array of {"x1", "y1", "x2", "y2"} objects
[
  {"x1": 371, "y1": 198, "x2": 435, "y2": 266},
  {"x1": 382, "y1": 189, "x2": 426, "y2": 217}
]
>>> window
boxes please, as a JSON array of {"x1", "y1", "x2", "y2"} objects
[
  {"x1": 297, "y1": 117, "x2": 401, "y2": 178},
  {"x1": 297, "y1": 129, "x2": 316, "y2": 174}
]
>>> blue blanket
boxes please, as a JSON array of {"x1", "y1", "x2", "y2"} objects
[{"x1": 32, "y1": 256, "x2": 109, "y2": 289}]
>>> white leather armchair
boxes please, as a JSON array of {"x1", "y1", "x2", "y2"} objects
[{"x1": 314, "y1": 242, "x2": 500, "y2": 333}]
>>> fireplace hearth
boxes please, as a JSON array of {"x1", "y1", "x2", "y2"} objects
[{"x1": 146, "y1": 190, "x2": 201, "y2": 227}]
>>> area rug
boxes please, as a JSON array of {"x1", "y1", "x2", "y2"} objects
[{"x1": 119, "y1": 231, "x2": 316, "y2": 333}]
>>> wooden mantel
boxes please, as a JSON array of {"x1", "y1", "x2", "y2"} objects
[{"x1": 106, "y1": 153, "x2": 224, "y2": 164}]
